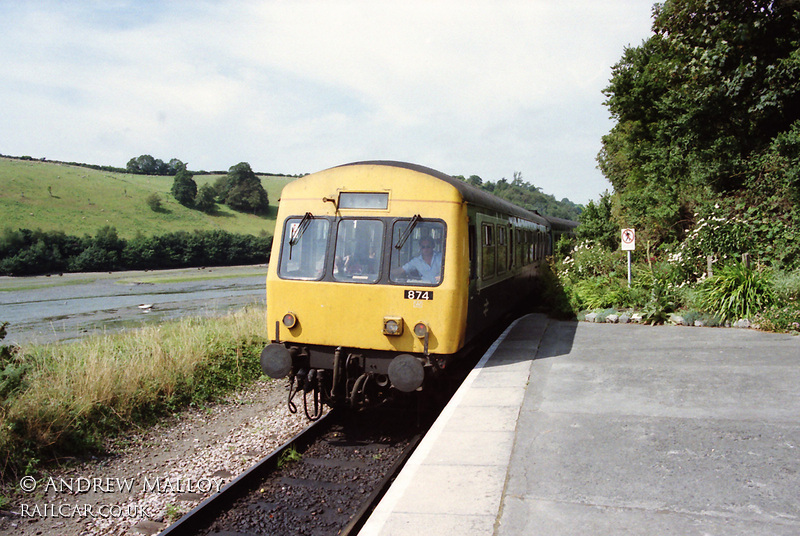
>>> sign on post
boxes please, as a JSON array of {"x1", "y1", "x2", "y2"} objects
[
  {"x1": 621, "y1": 228, "x2": 635, "y2": 287},
  {"x1": 621, "y1": 228, "x2": 636, "y2": 251}
]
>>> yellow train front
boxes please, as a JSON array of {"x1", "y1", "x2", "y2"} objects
[{"x1": 260, "y1": 161, "x2": 559, "y2": 418}]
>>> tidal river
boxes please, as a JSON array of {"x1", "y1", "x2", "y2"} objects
[{"x1": 0, "y1": 265, "x2": 267, "y2": 345}]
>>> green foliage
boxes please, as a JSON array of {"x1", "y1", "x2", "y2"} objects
[
  {"x1": 454, "y1": 172, "x2": 581, "y2": 221},
  {"x1": 277, "y1": 445, "x2": 302, "y2": 468},
  {"x1": 639, "y1": 276, "x2": 677, "y2": 325},
  {"x1": 600, "y1": 1, "x2": 800, "y2": 242},
  {"x1": 145, "y1": 192, "x2": 163, "y2": 212},
  {"x1": 0, "y1": 322, "x2": 27, "y2": 400},
  {"x1": 194, "y1": 183, "x2": 217, "y2": 213},
  {"x1": 771, "y1": 269, "x2": 800, "y2": 302},
  {"x1": 171, "y1": 169, "x2": 198, "y2": 207},
  {"x1": 537, "y1": 260, "x2": 575, "y2": 318},
  {"x1": 0, "y1": 309, "x2": 267, "y2": 481},
  {"x1": 697, "y1": 264, "x2": 776, "y2": 323},
  {"x1": 215, "y1": 162, "x2": 270, "y2": 215},
  {"x1": 753, "y1": 302, "x2": 800, "y2": 333},
  {"x1": 0, "y1": 157, "x2": 291, "y2": 240},
  {"x1": 0, "y1": 227, "x2": 271, "y2": 275},
  {"x1": 127, "y1": 155, "x2": 185, "y2": 175},
  {"x1": 576, "y1": 192, "x2": 617, "y2": 250},
  {"x1": 665, "y1": 203, "x2": 753, "y2": 282},
  {"x1": 572, "y1": 276, "x2": 627, "y2": 310},
  {"x1": 560, "y1": 240, "x2": 620, "y2": 279}
]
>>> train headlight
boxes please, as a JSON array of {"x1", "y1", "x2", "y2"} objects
[
  {"x1": 413, "y1": 322, "x2": 428, "y2": 338},
  {"x1": 383, "y1": 316, "x2": 403, "y2": 336},
  {"x1": 282, "y1": 312, "x2": 298, "y2": 329}
]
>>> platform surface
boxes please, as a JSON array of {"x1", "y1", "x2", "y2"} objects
[{"x1": 358, "y1": 314, "x2": 800, "y2": 535}]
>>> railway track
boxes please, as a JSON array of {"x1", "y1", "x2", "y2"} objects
[
  {"x1": 159, "y1": 405, "x2": 425, "y2": 536},
  {"x1": 158, "y1": 315, "x2": 511, "y2": 536}
]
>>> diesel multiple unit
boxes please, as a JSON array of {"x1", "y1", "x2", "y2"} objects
[{"x1": 260, "y1": 161, "x2": 576, "y2": 418}]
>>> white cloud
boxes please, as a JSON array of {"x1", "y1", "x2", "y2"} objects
[{"x1": 0, "y1": 0, "x2": 654, "y2": 203}]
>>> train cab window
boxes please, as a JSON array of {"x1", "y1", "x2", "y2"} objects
[
  {"x1": 333, "y1": 219, "x2": 384, "y2": 283},
  {"x1": 278, "y1": 216, "x2": 330, "y2": 280},
  {"x1": 390, "y1": 220, "x2": 445, "y2": 286}
]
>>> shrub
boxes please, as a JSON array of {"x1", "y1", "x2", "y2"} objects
[
  {"x1": 145, "y1": 192, "x2": 163, "y2": 212},
  {"x1": 559, "y1": 240, "x2": 620, "y2": 279},
  {"x1": 697, "y1": 263, "x2": 776, "y2": 322},
  {"x1": 753, "y1": 303, "x2": 800, "y2": 333},
  {"x1": 771, "y1": 269, "x2": 800, "y2": 301}
]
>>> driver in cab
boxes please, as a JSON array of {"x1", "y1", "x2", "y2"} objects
[{"x1": 399, "y1": 238, "x2": 442, "y2": 284}]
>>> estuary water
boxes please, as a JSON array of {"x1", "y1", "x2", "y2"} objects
[{"x1": 0, "y1": 265, "x2": 267, "y2": 345}]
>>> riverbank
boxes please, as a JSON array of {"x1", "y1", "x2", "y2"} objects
[{"x1": 0, "y1": 265, "x2": 267, "y2": 345}]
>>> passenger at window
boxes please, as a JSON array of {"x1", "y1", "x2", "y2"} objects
[{"x1": 400, "y1": 238, "x2": 442, "y2": 283}]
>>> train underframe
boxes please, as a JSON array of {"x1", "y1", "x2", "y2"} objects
[{"x1": 261, "y1": 342, "x2": 452, "y2": 420}]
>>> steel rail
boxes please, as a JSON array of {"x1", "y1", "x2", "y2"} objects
[{"x1": 159, "y1": 410, "x2": 336, "y2": 536}]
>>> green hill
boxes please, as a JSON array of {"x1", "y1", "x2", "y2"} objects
[{"x1": 0, "y1": 157, "x2": 295, "y2": 239}]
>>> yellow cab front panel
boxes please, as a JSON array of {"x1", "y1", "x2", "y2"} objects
[{"x1": 266, "y1": 163, "x2": 470, "y2": 356}]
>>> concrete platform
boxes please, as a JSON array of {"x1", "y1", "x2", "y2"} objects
[{"x1": 359, "y1": 314, "x2": 800, "y2": 535}]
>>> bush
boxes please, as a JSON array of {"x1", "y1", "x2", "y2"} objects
[
  {"x1": 697, "y1": 263, "x2": 776, "y2": 323},
  {"x1": 771, "y1": 269, "x2": 800, "y2": 301},
  {"x1": 0, "y1": 227, "x2": 271, "y2": 275},
  {"x1": 145, "y1": 192, "x2": 163, "y2": 212},
  {"x1": 753, "y1": 302, "x2": 800, "y2": 333}
]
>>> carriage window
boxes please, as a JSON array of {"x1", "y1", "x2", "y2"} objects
[
  {"x1": 390, "y1": 220, "x2": 445, "y2": 286},
  {"x1": 497, "y1": 226, "x2": 508, "y2": 274},
  {"x1": 482, "y1": 223, "x2": 495, "y2": 278},
  {"x1": 278, "y1": 217, "x2": 330, "y2": 280},
  {"x1": 333, "y1": 219, "x2": 384, "y2": 283}
]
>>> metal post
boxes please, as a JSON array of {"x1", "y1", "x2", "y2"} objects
[{"x1": 627, "y1": 251, "x2": 632, "y2": 288}]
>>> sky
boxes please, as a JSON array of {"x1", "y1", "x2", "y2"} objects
[{"x1": 0, "y1": 1, "x2": 656, "y2": 205}]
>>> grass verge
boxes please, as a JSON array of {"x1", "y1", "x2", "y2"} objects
[{"x1": 0, "y1": 305, "x2": 268, "y2": 482}]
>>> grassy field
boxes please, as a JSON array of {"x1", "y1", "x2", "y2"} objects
[{"x1": 0, "y1": 157, "x2": 296, "y2": 238}]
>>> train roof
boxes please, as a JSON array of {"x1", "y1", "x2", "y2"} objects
[
  {"x1": 334, "y1": 160, "x2": 556, "y2": 226},
  {"x1": 545, "y1": 215, "x2": 580, "y2": 232}
]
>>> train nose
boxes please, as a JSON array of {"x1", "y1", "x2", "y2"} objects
[
  {"x1": 261, "y1": 344, "x2": 292, "y2": 379},
  {"x1": 388, "y1": 354, "x2": 425, "y2": 392}
]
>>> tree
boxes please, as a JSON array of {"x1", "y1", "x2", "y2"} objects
[
  {"x1": 127, "y1": 154, "x2": 157, "y2": 174},
  {"x1": 126, "y1": 155, "x2": 185, "y2": 175},
  {"x1": 171, "y1": 169, "x2": 197, "y2": 207},
  {"x1": 599, "y1": 0, "x2": 800, "y2": 242},
  {"x1": 215, "y1": 162, "x2": 269, "y2": 214},
  {"x1": 576, "y1": 193, "x2": 618, "y2": 251},
  {"x1": 195, "y1": 183, "x2": 217, "y2": 213}
]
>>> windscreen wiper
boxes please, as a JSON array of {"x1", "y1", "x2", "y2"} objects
[
  {"x1": 290, "y1": 212, "x2": 313, "y2": 246},
  {"x1": 394, "y1": 214, "x2": 421, "y2": 249}
]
